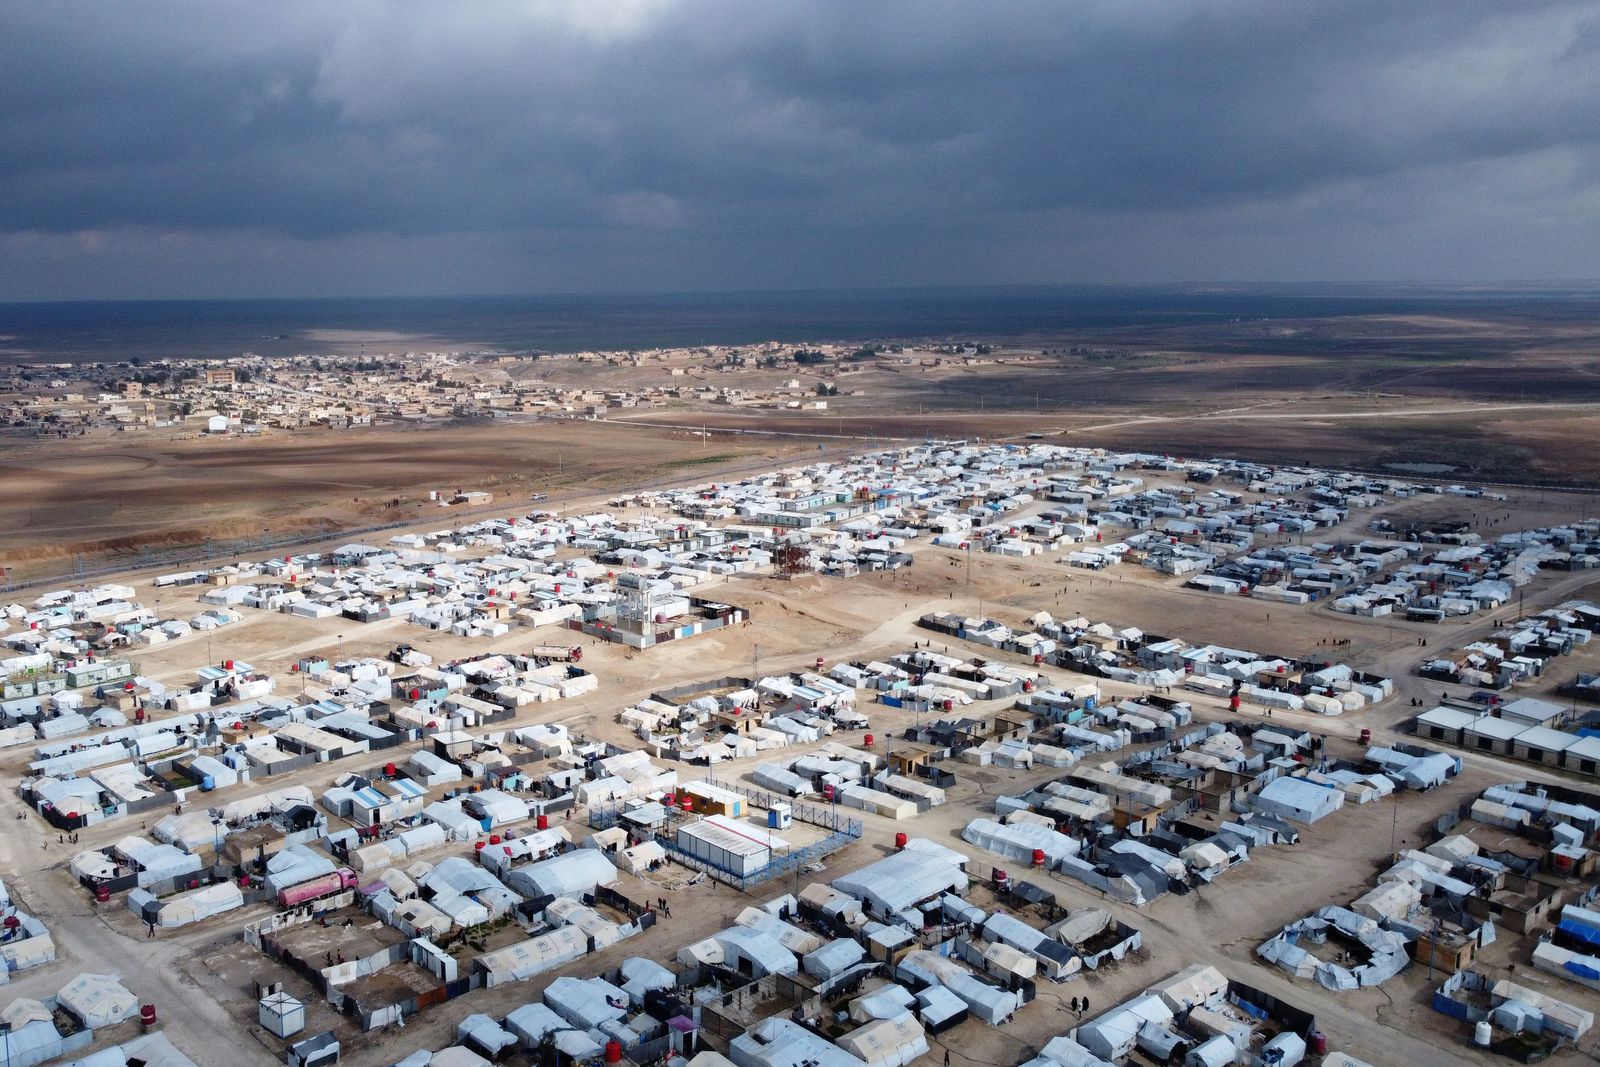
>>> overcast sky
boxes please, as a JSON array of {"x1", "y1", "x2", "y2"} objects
[{"x1": 3, "y1": 1, "x2": 1600, "y2": 300}]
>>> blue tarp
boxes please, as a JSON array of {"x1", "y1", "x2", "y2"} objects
[
  {"x1": 1565, "y1": 959, "x2": 1600, "y2": 981},
  {"x1": 1560, "y1": 920, "x2": 1600, "y2": 948}
]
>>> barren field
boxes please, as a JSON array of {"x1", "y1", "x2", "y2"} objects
[
  {"x1": 599, "y1": 308, "x2": 1600, "y2": 484},
  {"x1": 8, "y1": 307, "x2": 1600, "y2": 584},
  {"x1": 0, "y1": 420, "x2": 801, "y2": 579},
  {"x1": 619, "y1": 401, "x2": 1600, "y2": 486}
]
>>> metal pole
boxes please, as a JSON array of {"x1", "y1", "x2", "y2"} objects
[{"x1": 1391, "y1": 795, "x2": 1399, "y2": 858}]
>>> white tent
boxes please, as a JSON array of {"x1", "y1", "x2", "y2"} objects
[
  {"x1": 57, "y1": 973, "x2": 137, "y2": 1029},
  {"x1": 521, "y1": 849, "x2": 617, "y2": 899},
  {"x1": 832, "y1": 851, "x2": 967, "y2": 916}
]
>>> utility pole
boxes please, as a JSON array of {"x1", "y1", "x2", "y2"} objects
[{"x1": 1390, "y1": 795, "x2": 1399, "y2": 859}]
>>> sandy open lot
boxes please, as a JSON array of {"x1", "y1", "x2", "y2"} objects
[{"x1": 0, "y1": 420, "x2": 804, "y2": 580}]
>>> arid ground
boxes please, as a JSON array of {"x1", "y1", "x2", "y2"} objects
[
  {"x1": 7, "y1": 307, "x2": 1600, "y2": 583},
  {"x1": 0, "y1": 420, "x2": 801, "y2": 580}
]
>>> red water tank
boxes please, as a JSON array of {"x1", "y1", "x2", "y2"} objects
[
  {"x1": 94, "y1": 884, "x2": 110, "y2": 903},
  {"x1": 537, "y1": 814, "x2": 549, "y2": 831},
  {"x1": 489, "y1": 834, "x2": 502, "y2": 845},
  {"x1": 1034, "y1": 654, "x2": 1044, "y2": 665},
  {"x1": 474, "y1": 841, "x2": 486, "y2": 852},
  {"x1": 1031, "y1": 848, "x2": 1046, "y2": 867},
  {"x1": 1309, "y1": 1032, "x2": 1327, "y2": 1055},
  {"x1": 605, "y1": 1040, "x2": 623, "y2": 1064},
  {"x1": 894, "y1": 832, "x2": 908, "y2": 849},
  {"x1": 992, "y1": 867, "x2": 1009, "y2": 887},
  {"x1": 1358, "y1": 729, "x2": 1372, "y2": 745},
  {"x1": 384, "y1": 762, "x2": 397, "y2": 777},
  {"x1": 816, "y1": 657, "x2": 825, "y2": 671},
  {"x1": 680, "y1": 796, "x2": 694, "y2": 813},
  {"x1": 224, "y1": 660, "x2": 234, "y2": 670},
  {"x1": 823, "y1": 784, "x2": 835, "y2": 801},
  {"x1": 140, "y1": 1004, "x2": 157, "y2": 1030},
  {"x1": 409, "y1": 688, "x2": 421, "y2": 701},
  {"x1": 864, "y1": 734, "x2": 874, "y2": 748}
]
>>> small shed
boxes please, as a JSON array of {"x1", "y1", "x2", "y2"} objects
[{"x1": 259, "y1": 991, "x2": 306, "y2": 1038}]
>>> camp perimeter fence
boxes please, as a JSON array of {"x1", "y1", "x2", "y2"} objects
[
  {"x1": 2, "y1": 520, "x2": 410, "y2": 594},
  {"x1": 0, "y1": 428, "x2": 851, "y2": 594}
]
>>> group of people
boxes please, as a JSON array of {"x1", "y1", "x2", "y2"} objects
[{"x1": 654, "y1": 897, "x2": 673, "y2": 917}]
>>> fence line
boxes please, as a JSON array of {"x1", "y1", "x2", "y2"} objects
[{"x1": 2, "y1": 429, "x2": 866, "y2": 593}]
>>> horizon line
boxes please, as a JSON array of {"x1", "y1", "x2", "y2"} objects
[{"x1": 7, "y1": 278, "x2": 1600, "y2": 308}]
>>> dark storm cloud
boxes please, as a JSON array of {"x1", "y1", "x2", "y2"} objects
[{"x1": 2, "y1": 0, "x2": 1599, "y2": 297}]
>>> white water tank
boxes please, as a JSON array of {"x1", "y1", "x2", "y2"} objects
[{"x1": 1474, "y1": 1021, "x2": 1492, "y2": 1047}]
